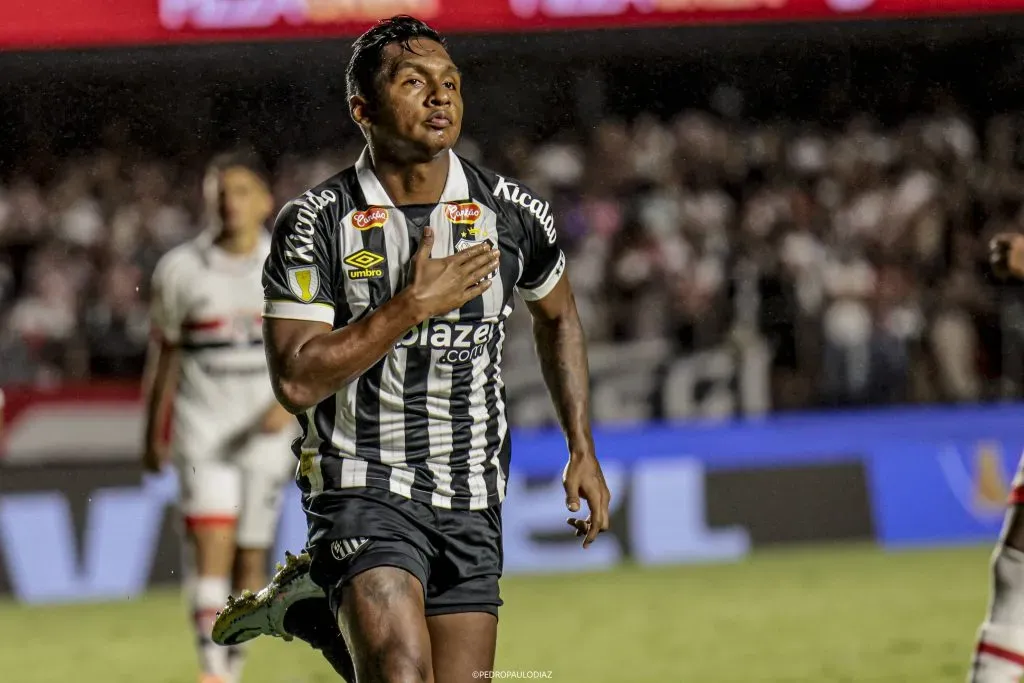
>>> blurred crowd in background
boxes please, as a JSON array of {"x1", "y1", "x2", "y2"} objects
[{"x1": 5, "y1": 38, "x2": 1024, "y2": 416}]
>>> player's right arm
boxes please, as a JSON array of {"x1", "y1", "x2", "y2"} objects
[
  {"x1": 141, "y1": 255, "x2": 183, "y2": 473},
  {"x1": 262, "y1": 203, "x2": 499, "y2": 415}
]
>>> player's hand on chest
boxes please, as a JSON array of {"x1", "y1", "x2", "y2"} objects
[{"x1": 406, "y1": 226, "x2": 500, "y2": 320}]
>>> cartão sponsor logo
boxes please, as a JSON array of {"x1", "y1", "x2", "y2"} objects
[
  {"x1": 444, "y1": 202, "x2": 481, "y2": 225},
  {"x1": 352, "y1": 207, "x2": 388, "y2": 231}
]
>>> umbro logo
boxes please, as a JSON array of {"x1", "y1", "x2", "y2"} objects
[{"x1": 330, "y1": 537, "x2": 369, "y2": 562}]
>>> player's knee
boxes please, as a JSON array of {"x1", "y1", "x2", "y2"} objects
[
  {"x1": 366, "y1": 638, "x2": 431, "y2": 683},
  {"x1": 356, "y1": 629, "x2": 431, "y2": 683}
]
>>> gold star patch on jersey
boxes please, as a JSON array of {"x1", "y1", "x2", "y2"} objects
[{"x1": 287, "y1": 266, "x2": 320, "y2": 303}]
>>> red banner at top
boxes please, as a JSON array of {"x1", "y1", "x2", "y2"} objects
[{"x1": 0, "y1": 0, "x2": 1021, "y2": 51}]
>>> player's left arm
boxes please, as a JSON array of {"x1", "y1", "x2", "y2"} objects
[{"x1": 517, "y1": 200, "x2": 611, "y2": 549}]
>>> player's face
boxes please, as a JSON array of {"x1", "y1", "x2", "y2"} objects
[
  {"x1": 357, "y1": 39, "x2": 463, "y2": 161},
  {"x1": 208, "y1": 166, "x2": 273, "y2": 236}
]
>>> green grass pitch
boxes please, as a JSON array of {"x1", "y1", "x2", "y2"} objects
[{"x1": 0, "y1": 543, "x2": 997, "y2": 682}]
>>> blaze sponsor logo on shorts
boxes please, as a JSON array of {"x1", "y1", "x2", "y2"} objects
[
  {"x1": 330, "y1": 537, "x2": 369, "y2": 562},
  {"x1": 343, "y1": 249, "x2": 385, "y2": 280},
  {"x1": 287, "y1": 266, "x2": 321, "y2": 303},
  {"x1": 397, "y1": 319, "x2": 496, "y2": 364},
  {"x1": 444, "y1": 202, "x2": 481, "y2": 225},
  {"x1": 352, "y1": 207, "x2": 388, "y2": 231}
]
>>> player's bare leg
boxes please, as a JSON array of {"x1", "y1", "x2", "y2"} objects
[
  {"x1": 285, "y1": 596, "x2": 358, "y2": 680},
  {"x1": 234, "y1": 547, "x2": 269, "y2": 593},
  {"x1": 187, "y1": 520, "x2": 239, "y2": 683},
  {"x1": 213, "y1": 550, "x2": 355, "y2": 681},
  {"x1": 970, "y1": 504, "x2": 1024, "y2": 682},
  {"x1": 427, "y1": 613, "x2": 498, "y2": 683},
  {"x1": 339, "y1": 567, "x2": 434, "y2": 683}
]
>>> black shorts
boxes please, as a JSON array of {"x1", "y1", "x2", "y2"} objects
[{"x1": 305, "y1": 488, "x2": 504, "y2": 619}]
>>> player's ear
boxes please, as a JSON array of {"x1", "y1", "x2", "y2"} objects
[{"x1": 350, "y1": 95, "x2": 373, "y2": 130}]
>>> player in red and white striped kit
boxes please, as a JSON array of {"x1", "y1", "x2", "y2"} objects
[
  {"x1": 969, "y1": 232, "x2": 1024, "y2": 683},
  {"x1": 142, "y1": 151, "x2": 297, "y2": 683}
]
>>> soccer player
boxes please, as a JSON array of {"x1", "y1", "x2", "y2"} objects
[
  {"x1": 211, "y1": 14, "x2": 612, "y2": 683},
  {"x1": 142, "y1": 151, "x2": 298, "y2": 683},
  {"x1": 968, "y1": 232, "x2": 1024, "y2": 682}
]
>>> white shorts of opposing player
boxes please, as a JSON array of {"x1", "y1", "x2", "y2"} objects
[{"x1": 175, "y1": 431, "x2": 297, "y2": 548}]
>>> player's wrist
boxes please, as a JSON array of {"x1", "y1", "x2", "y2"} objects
[
  {"x1": 567, "y1": 445, "x2": 597, "y2": 463},
  {"x1": 393, "y1": 288, "x2": 432, "y2": 326}
]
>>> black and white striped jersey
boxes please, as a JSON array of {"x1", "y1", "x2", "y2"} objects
[{"x1": 263, "y1": 148, "x2": 565, "y2": 511}]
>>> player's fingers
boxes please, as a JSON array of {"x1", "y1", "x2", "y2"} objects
[
  {"x1": 457, "y1": 278, "x2": 492, "y2": 304},
  {"x1": 583, "y1": 515, "x2": 601, "y2": 548},
  {"x1": 564, "y1": 483, "x2": 581, "y2": 514},
  {"x1": 592, "y1": 500, "x2": 610, "y2": 532},
  {"x1": 458, "y1": 246, "x2": 499, "y2": 276},
  {"x1": 566, "y1": 518, "x2": 589, "y2": 536},
  {"x1": 453, "y1": 242, "x2": 492, "y2": 264},
  {"x1": 414, "y1": 227, "x2": 434, "y2": 264},
  {"x1": 466, "y1": 253, "x2": 500, "y2": 284}
]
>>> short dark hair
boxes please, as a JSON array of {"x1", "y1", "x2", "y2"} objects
[
  {"x1": 345, "y1": 15, "x2": 446, "y2": 112},
  {"x1": 206, "y1": 148, "x2": 271, "y2": 188}
]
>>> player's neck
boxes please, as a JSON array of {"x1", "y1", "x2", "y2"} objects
[
  {"x1": 370, "y1": 150, "x2": 449, "y2": 206},
  {"x1": 214, "y1": 228, "x2": 260, "y2": 256}
]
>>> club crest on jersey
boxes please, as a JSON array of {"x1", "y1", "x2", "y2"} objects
[
  {"x1": 444, "y1": 202, "x2": 481, "y2": 225},
  {"x1": 352, "y1": 207, "x2": 388, "y2": 231},
  {"x1": 343, "y1": 249, "x2": 385, "y2": 280},
  {"x1": 287, "y1": 266, "x2": 320, "y2": 303}
]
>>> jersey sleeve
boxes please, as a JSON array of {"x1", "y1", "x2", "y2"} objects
[
  {"x1": 262, "y1": 198, "x2": 339, "y2": 326},
  {"x1": 515, "y1": 192, "x2": 566, "y2": 302},
  {"x1": 148, "y1": 253, "x2": 186, "y2": 345}
]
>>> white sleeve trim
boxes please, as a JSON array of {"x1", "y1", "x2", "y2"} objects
[
  {"x1": 263, "y1": 299, "x2": 335, "y2": 325},
  {"x1": 517, "y1": 251, "x2": 566, "y2": 302}
]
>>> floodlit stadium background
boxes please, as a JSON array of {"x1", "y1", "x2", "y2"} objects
[{"x1": 8, "y1": 4, "x2": 1024, "y2": 682}]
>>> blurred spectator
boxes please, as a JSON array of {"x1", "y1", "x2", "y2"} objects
[
  {"x1": 78, "y1": 260, "x2": 149, "y2": 379},
  {"x1": 3, "y1": 79, "x2": 1024, "y2": 417}
]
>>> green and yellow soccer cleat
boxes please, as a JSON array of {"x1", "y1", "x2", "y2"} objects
[{"x1": 211, "y1": 550, "x2": 325, "y2": 647}]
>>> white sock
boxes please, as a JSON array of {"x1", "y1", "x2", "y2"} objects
[
  {"x1": 228, "y1": 643, "x2": 249, "y2": 683},
  {"x1": 971, "y1": 546, "x2": 1024, "y2": 682},
  {"x1": 188, "y1": 575, "x2": 232, "y2": 679}
]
